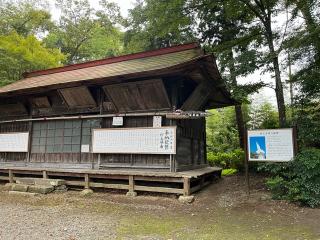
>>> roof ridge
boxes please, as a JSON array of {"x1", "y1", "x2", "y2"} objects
[{"x1": 24, "y1": 42, "x2": 200, "y2": 78}]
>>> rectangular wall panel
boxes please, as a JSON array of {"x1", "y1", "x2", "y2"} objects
[
  {"x1": 0, "y1": 132, "x2": 29, "y2": 152},
  {"x1": 92, "y1": 127, "x2": 176, "y2": 154}
]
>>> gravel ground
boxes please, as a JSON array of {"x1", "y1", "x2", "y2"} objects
[
  {"x1": 0, "y1": 175, "x2": 319, "y2": 240},
  {"x1": 0, "y1": 200, "x2": 118, "y2": 240}
]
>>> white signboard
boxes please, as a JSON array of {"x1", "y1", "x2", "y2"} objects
[
  {"x1": 81, "y1": 144, "x2": 90, "y2": 153},
  {"x1": 153, "y1": 116, "x2": 162, "y2": 127},
  {"x1": 112, "y1": 116, "x2": 123, "y2": 126},
  {"x1": 248, "y1": 128, "x2": 295, "y2": 162},
  {"x1": 0, "y1": 132, "x2": 29, "y2": 152},
  {"x1": 92, "y1": 127, "x2": 176, "y2": 154}
]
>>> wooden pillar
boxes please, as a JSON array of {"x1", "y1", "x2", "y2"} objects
[
  {"x1": 128, "y1": 175, "x2": 135, "y2": 192},
  {"x1": 43, "y1": 170, "x2": 48, "y2": 179},
  {"x1": 183, "y1": 177, "x2": 191, "y2": 196},
  {"x1": 27, "y1": 120, "x2": 33, "y2": 163},
  {"x1": 126, "y1": 175, "x2": 137, "y2": 197},
  {"x1": 84, "y1": 173, "x2": 90, "y2": 189},
  {"x1": 8, "y1": 170, "x2": 14, "y2": 183}
]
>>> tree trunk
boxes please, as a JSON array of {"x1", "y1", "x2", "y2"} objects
[
  {"x1": 265, "y1": 23, "x2": 287, "y2": 127},
  {"x1": 235, "y1": 104, "x2": 245, "y2": 149},
  {"x1": 228, "y1": 51, "x2": 246, "y2": 149}
]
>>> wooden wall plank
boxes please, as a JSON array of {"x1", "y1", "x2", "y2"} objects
[
  {"x1": 103, "y1": 79, "x2": 171, "y2": 112},
  {"x1": 59, "y1": 86, "x2": 96, "y2": 108}
]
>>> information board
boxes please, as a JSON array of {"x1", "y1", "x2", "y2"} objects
[
  {"x1": 92, "y1": 127, "x2": 176, "y2": 154},
  {"x1": 247, "y1": 128, "x2": 295, "y2": 162},
  {"x1": 0, "y1": 132, "x2": 29, "y2": 152}
]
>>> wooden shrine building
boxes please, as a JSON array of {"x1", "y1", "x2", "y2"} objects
[{"x1": 0, "y1": 43, "x2": 234, "y2": 196}]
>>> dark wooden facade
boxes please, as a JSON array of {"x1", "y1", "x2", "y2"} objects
[{"x1": 0, "y1": 43, "x2": 233, "y2": 172}]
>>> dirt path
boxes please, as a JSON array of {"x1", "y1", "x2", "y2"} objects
[{"x1": 0, "y1": 174, "x2": 319, "y2": 240}]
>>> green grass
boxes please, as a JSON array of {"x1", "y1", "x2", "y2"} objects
[
  {"x1": 117, "y1": 214, "x2": 188, "y2": 239},
  {"x1": 222, "y1": 168, "x2": 238, "y2": 176},
  {"x1": 116, "y1": 209, "x2": 317, "y2": 240}
]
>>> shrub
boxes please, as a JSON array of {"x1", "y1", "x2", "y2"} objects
[
  {"x1": 264, "y1": 148, "x2": 320, "y2": 208},
  {"x1": 207, "y1": 149, "x2": 244, "y2": 170}
]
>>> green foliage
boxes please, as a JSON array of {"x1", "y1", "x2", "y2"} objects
[
  {"x1": 248, "y1": 102, "x2": 279, "y2": 129},
  {"x1": 222, "y1": 168, "x2": 238, "y2": 176},
  {"x1": 263, "y1": 148, "x2": 320, "y2": 208},
  {"x1": 207, "y1": 149, "x2": 244, "y2": 170},
  {"x1": 207, "y1": 107, "x2": 240, "y2": 152},
  {"x1": 124, "y1": 0, "x2": 195, "y2": 53},
  {"x1": 0, "y1": 32, "x2": 65, "y2": 86},
  {"x1": 44, "y1": 0, "x2": 123, "y2": 64},
  {"x1": 0, "y1": 0, "x2": 53, "y2": 36}
]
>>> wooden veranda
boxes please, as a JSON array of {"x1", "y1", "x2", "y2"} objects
[{"x1": 0, "y1": 166, "x2": 221, "y2": 196}]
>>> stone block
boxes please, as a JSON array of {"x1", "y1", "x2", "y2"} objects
[
  {"x1": 178, "y1": 195, "x2": 195, "y2": 204},
  {"x1": 9, "y1": 191, "x2": 38, "y2": 197},
  {"x1": 11, "y1": 184, "x2": 29, "y2": 192},
  {"x1": 15, "y1": 178, "x2": 35, "y2": 185},
  {"x1": 28, "y1": 185, "x2": 54, "y2": 194},
  {"x1": 3, "y1": 183, "x2": 14, "y2": 191},
  {"x1": 34, "y1": 179, "x2": 66, "y2": 187},
  {"x1": 55, "y1": 185, "x2": 68, "y2": 192},
  {"x1": 80, "y1": 189, "x2": 94, "y2": 196},
  {"x1": 126, "y1": 191, "x2": 138, "y2": 197}
]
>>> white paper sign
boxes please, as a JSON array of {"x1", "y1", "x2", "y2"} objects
[
  {"x1": 153, "y1": 116, "x2": 162, "y2": 127},
  {"x1": 81, "y1": 144, "x2": 90, "y2": 153},
  {"x1": 248, "y1": 128, "x2": 294, "y2": 162},
  {"x1": 92, "y1": 127, "x2": 176, "y2": 154},
  {"x1": 112, "y1": 117, "x2": 123, "y2": 126},
  {"x1": 0, "y1": 132, "x2": 29, "y2": 152}
]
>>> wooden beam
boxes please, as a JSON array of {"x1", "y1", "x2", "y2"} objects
[
  {"x1": 134, "y1": 186, "x2": 184, "y2": 194},
  {"x1": 181, "y1": 81, "x2": 212, "y2": 111}
]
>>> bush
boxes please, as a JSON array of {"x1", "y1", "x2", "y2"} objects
[
  {"x1": 264, "y1": 148, "x2": 320, "y2": 208},
  {"x1": 207, "y1": 149, "x2": 244, "y2": 170}
]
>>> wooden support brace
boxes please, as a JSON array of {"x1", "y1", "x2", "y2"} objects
[
  {"x1": 183, "y1": 177, "x2": 191, "y2": 196},
  {"x1": 84, "y1": 173, "x2": 90, "y2": 189},
  {"x1": 8, "y1": 170, "x2": 14, "y2": 183},
  {"x1": 43, "y1": 170, "x2": 48, "y2": 179}
]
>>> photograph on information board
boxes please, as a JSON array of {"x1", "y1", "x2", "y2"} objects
[{"x1": 249, "y1": 136, "x2": 266, "y2": 160}]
